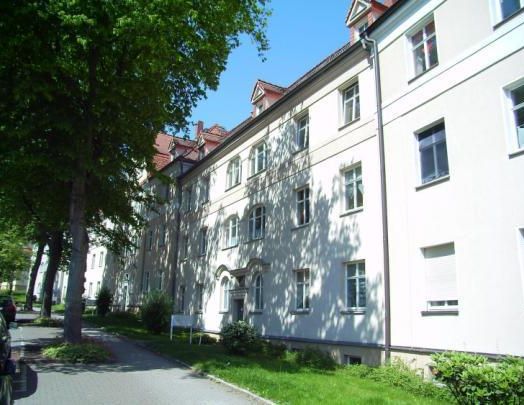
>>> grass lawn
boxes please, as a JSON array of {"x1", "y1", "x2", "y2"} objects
[{"x1": 84, "y1": 313, "x2": 451, "y2": 404}]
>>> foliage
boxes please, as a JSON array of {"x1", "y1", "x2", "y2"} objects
[
  {"x1": 140, "y1": 291, "x2": 171, "y2": 334},
  {"x1": 295, "y1": 346, "x2": 337, "y2": 370},
  {"x1": 32, "y1": 317, "x2": 64, "y2": 327},
  {"x1": 42, "y1": 341, "x2": 110, "y2": 363},
  {"x1": 194, "y1": 332, "x2": 218, "y2": 345},
  {"x1": 260, "y1": 340, "x2": 287, "y2": 359},
  {"x1": 432, "y1": 352, "x2": 524, "y2": 404},
  {"x1": 95, "y1": 286, "x2": 112, "y2": 317},
  {"x1": 51, "y1": 304, "x2": 66, "y2": 314},
  {"x1": 0, "y1": 223, "x2": 31, "y2": 285},
  {"x1": 220, "y1": 321, "x2": 259, "y2": 355}
]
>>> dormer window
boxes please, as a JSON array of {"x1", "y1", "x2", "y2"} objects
[
  {"x1": 355, "y1": 22, "x2": 368, "y2": 41},
  {"x1": 256, "y1": 103, "x2": 264, "y2": 115}
]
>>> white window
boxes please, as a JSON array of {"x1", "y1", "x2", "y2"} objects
[
  {"x1": 418, "y1": 122, "x2": 449, "y2": 184},
  {"x1": 494, "y1": 0, "x2": 524, "y2": 21},
  {"x1": 196, "y1": 283, "x2": 204, "y2": 312},
  {"x1": 342, "y1": 82, "x2": 360, "y2": 125},
  {"x1": 220, "y1": 277, "x2": 230, "y2": 312},
  {"x1": 344, "y1": 164, "x2": 363, "y2": 211},
  {"x1": 96, "y1": 281, "x2": 101, "y2": 295},
  {"x1": 295, "y1": 269, "x2": 310, "y2": 310},
  {"x1": 248, "y1": 206, "x2": 266, "y2": 240},
  {"x1": 144, "y1": 271, "x2": 150, "y2": 293},
  {"x1": 354, "y1": 22, "x2": 368, "y2": 42},
  {"x1": 507, "y1": 82, "x2": 524, "y2": 150},
  {"x1": 199, "y1": 227, "x2": 207, "y2": 256},
  {"x1": 226, "y1": 157, "x2": 241, "y2": 189},
  {"x1": 201, "y1": 176, "x2": 210, "y2": 204},
  {"x1": 410, "y1": 19, "x2": 438, "y2": 77},
  {"x1": 98, "y1": 251, "x2": 104, "y2": 267},
  {"x1": 423, "y1": 243, "x2": 458, "y2": 311},
  {"x1": 254, "y1": 274, "x2": 264, "y2": 311},
  {"x1": 147, "y1": 229, "x2": 154, "y2": 251},
  {"x1": 295, "y1": 114, "x2": 309, "y2": 150},
  {"x1": 250, "y1": 142, "x2": 267, "y2": 176},
  {"x1": 225, "y1": 216, "x2": 239, "y2": 248},
  {"x1": 256, "y1": 103, "x2": 264, "y2": 115},
  {"x1": 345, "y1": 261, "x2": 366, "y2": 310},
  {"x1": 88, "y1": 282, "x2": 93, "y2": 298},
  {"x1": 296, "y1": 186, "x2": 311, "y2": 226},
  {"x1": 178, "y1": 285, "x2": 185, "y2": 312},
  {"x1": 91, "y1": 254, "x2": 96, "y2": 269}
]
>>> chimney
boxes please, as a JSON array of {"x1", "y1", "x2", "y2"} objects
[{"x1": 194, "y1": 120, "x2": 204, "y2": 137}]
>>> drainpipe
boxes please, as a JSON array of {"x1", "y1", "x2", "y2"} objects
[
  {"x1": 171, "y1": 178, "x2": 182, "y2": 302},
  {"x1": 361, "y1": 34, "x2": 391, "y2": 362}
]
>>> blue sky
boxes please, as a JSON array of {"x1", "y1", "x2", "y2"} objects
[{"x1": 186, "y1": 1, "x2": 352, "y2": 136}]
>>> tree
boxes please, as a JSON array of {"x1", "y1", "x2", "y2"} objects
[
  {"x1": 0, "y1": 0, "x2": 269, "y2": 342},
  {"x1": 0, "y1": 223, "x2": 31, "y2": 290}
]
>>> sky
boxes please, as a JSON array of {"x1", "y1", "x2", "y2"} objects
[{"x1": 185, "y1": 1, "x2": 352, "y2": 137}]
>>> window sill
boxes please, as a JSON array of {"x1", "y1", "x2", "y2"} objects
[
  {"x1": 225, "y1": 183, "x2": 241, "y2": 192},
  {"x1": 247, "y1": 168, "x2": 267, "y2": 180},
  {"x1": 340, "y1": 309, "x2": 366, "y2": 315},
  {"x1": 244, "y1": 237, "x2": 264, "y2": 245},
  {"x1": 250, "y1": 310, "x2": 263, "y2": 315},
  {"x1": 493, "y1": 7, "x2": 524, "y2": 30},
  {"x1": 222, "y1": 244, "x2": 239, "y2": 251},
  {"x1": 509, "y1": 148, "x2": 524, "y2": 159},
  {"x1": 407, "y1": 63, "x2": 439, "y2": 85},
  {"x1": 421, "y1": 310, "x2": 459, "y2": 316},
  {"x1": 291, "y1": 309, "x2": 311, "y2": 315},
  {"x1": 291, "y1": 147, "x2": 309, "y2": 156},
  {"x1": 291, "y1": 222, "x2": 311, "y2": 232},
  {"x1": 338, "y1": 117, "x2": 360, "y2": 132},
  {"x1": 340, "y1": 207, "x2": 363, "y2": 217},
  {"x1": 415, "y1": 175, "x2": 450, "y2": 191}
]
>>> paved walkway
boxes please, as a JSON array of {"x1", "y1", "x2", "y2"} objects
[{"x1": 11, "y1": 317, "x2": 262, "y2": 404}]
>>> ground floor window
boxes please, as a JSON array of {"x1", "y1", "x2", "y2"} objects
[{"x1": 295, "y1": 269, "x2": 310, "y2": 310}]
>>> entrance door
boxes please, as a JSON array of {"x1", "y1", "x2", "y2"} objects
[{"x1": 234, "y1": 299, "x2": 244, "y2": 321}]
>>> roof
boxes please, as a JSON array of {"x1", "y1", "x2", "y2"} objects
[{"x1": 250, "y1": 79, "x2": 287, "y2": 103}]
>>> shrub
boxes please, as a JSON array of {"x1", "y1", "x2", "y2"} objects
[
  {"x1": 296, "y1": 346, "x2": 337, "y2": 370},
  {"x1": 139, "y1": 291, "x2": 172, "y2": 334},
  {"x1": 220, "y1": 321, "x2": 259, "y2": 355},
  {"x1": 432, "y1": 352, "x2": 524, "y2": 404},
  {"x1": 42, "y1": 342, "x2": 110, "y2": 363},
  {"x1": 195, "y1": 332, "x2": 218, "y2": 345},
  {"x1": 32, "y1": 317, "x2": 63, "y2": 327},
  {"x1": 95, "y1": 286, "x2": 112, "y2": 317},
  {"x1": 261, "y1": 340, "x2": 287, "y2": 359}
]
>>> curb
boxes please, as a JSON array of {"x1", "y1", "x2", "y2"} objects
[{"x1": 86, "y1": 325, "x2": 275, "y2": 405}]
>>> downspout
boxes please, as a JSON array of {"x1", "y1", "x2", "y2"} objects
[
  {"x1": 361, "y1": 34, "x2": 391, "y2": 362},
  {"x1": 171, "y1": 178, "x2": 182, "y2": 302}
]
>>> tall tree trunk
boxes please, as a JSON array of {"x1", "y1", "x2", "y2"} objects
[
  {"x1": 25, "y1": 238, "x2": 47, "y2": 311},
  {"x1": 40, "y1": 231, "x2": 63, "y2": 318},
  {"x1": 64, "y1": 175, "x2": 88, "y2": 343}
]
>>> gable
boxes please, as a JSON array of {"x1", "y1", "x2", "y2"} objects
[
  {"x1": 251, "y1": 84, "x2": 265, "y2": 103},
  {"x1": 346, "y1": 0, "x2": 371, "y2": 26}
]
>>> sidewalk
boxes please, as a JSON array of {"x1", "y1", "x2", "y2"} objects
[{"x1": 12, "y1": 322, "x2": 265, "y2": 404}]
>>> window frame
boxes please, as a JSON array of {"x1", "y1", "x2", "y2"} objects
[
  {"x1": 254, "y1": 273, "x2": 264, "y2": 311},
  {"x1": 341, "y1": 81, "x2": 360, "y2": 127},
  {"x1": 225, "y1": 215, "x2": 239, "y2": 248},
  {"x1": 248, "y1": 205, "x2": 266, "y2": 241},
  {"x1": 226, "y1": 157, "x2": 242, "y2": 189},
  {"x1": 99, "y1": 251, "x2": 104, "y2": 267},
  {"x1": 504, "y1": 79, "x2": 524, "y2": 154},
  {"x1": 147, "y1": 230, "x2": 154, "y2": 251},
  {"x1": 181, "y1": 234, "x2": 189, "y2": 260},
  {"x1": 201, "y1": 175, "x2": 210, "y2": 205},
  {"x1": 220, "y1": 276, "x2": 230, "y2": 312},
  {"x1": 416, "y1": 120, "x2": 450, "y2": 185},
  {"x1": 199, "y1": 227, "x2": 208, "y2": 256},
  {"x1": 345, "y1": 261, "x2": 367, "y2": 312},
  {"x1": 295, "y1": 113, "x2": 310, "y2": 151},
  {"x1": 492, "y1": 0, "x2": 524, "y2": 24},
  {"x1": 342, "y1": 163, "x2": 364, "y2": 213},
  {"x1": 295, "y1": 269, "x2": 311, "y2": 311},
  {"x1": 196, "y1": 283, "x2": 204, "y2": 312},
  {"x1": 296, "y1": 186, "x2": 311, "y2": 227},
  {"x1": 408, "y1": 17, "x2": 439, "y2": 79},
  {"x1": 249, "y1": 142, "x2": 267, "y2": 177}
]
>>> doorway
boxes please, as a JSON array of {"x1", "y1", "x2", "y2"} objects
[{"x1": 234, "y1": 299, "x2": 244, "y2": 321}]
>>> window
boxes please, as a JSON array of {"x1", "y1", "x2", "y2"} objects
[
  {"x1": 418, "y1": 122, "x2": 449, "y2": 184},
  {"x1": 164, "y1": 183, "x2": 170, "y2": 202},
  {"x1": 147, "y1": 230, "x2": 153, "y2": 251},
  {"x1": 178, "y1": 285, "x2": 185, "y2": 312},
  {"x1": 143, "y1": 272, "x2": 150, "y2": 293},
  {"x1": 160, "y1": 224, "x2": 167, "y2": 247},
  {"x1": 295, "y1": 269, "x2": 310, "y2": 310},
  {"x1": 256, "y1": 103, "x2": 264, "y2": 115},
  {"x1": 226, "y1": 157, "x2": 241, "y2": 189},
  {"x1": 201, "y1": 176, "x2": 210, "y2": 204},
  {"x1": 344, "y1": 165, "x2": 363, "y2": 211},
  {"x1": 88, "y1": 282, "x2": 93, "y2": 298},
  {"x1": 225, "y1": 216, "x2": 239, "y2": 248},
  {"x1": 199, "y1": 227, "x2": 207, "y2": 256},
  {"x1": 296, "y1": 186, "x2": 311, "y2": 226},
  {"x1": 198, "y1": 147, "x2": 205, "y2": 160},
  {"x1": 508, "y1": 83, "x2": 524, "y2": 150},
  {"x1": 248, "y1": 206, "x2": 266, "y2": 240},
  {"x1": 158, "y1": 273, "x2": 164, "y2": 290},
  {"x1": 220, "y1": 277, "x2": 230, "y2": 312},
  {"x1": 196, "y1": 283, "x2": 204, "y2": 312},
  {"x1": 410, "y1": 19, "x2": 438, "y2": 77},
  {"x1": 354, "y1": 22, "x2": 368, "y2": 42},
  {"x1": 254, "y1": 274, "x2": 264, "y2": 311},
  {"x1": 345, "y1": 261, "x2": 366, "y2": 310},
  {"x1": 250, "y1": 142, "x2": 267, "y2": 176},
  {"x1": 91, "y1": 254, "x2": 96, "y2": 269},
  {"x1": 96, "y1": 281, "x2": 101, "y2": 295},
  {"x1": 296, "y1": 114, "x2": 309, "y2": 150},
  {"x1": 342, "y1": 82, "x2": 360, "y2": 125},
  {"x1": 98, "y1": 251, "x2": 104, "y2": 267},
  {"x1": 495, "y1": 0, "x2": 524, "y2": 21},
  {"x1": 423, "y1": 243, "x2": 458, "y2": 311},
  {"x1": 182, "y1": 234, "x2": 189, "y2": 259},
  {"x1": 183, "y1": 185, "x2": 192, "y2": 212},
  {"x1": 344, "y1": 355, "x2": 362, "y2": 365}
]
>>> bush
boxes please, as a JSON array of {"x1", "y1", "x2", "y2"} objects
[
  {"x1": 195, "y1": 332, "x2": 218, "y2": 345},
  {"x1": 432, "y1": 352, "x2": 524, "y2": 404},
  {"x1": 220, "y1": 321, "x2": 259, "y2": 355},
  {"x1": 261, "y1": 340, "x2": 287, "y2": 359},
  {"x1": 32, "y1": 317, "x2": 63, "y2": 327},
  {"x1": 42, "y1": 342, "x2": 110, "y2": 363},
  {"x1": 140, "y1": 291, "x2": 172, "y2": 334},
  {"x1": 95, "y1": 286, "x2": 112, "y2": 317},
  {"x1": 296, "y1": 346, "x2": 337, "y2": 370}
]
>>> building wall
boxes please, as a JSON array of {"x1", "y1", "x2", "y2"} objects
[{"x1": 373, "y1": 0, "x2": 524, "y2": 362}]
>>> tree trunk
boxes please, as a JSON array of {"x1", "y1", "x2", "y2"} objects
[
  {"x1": 25, "y1": 239, "x2": 47, "y2": 311},
  {"x1": 40, "y1": 231, "x2": 63, "y2": 318},
  {"x1": 64, "y1": 174, "x2": 88, "y2": 343}
]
